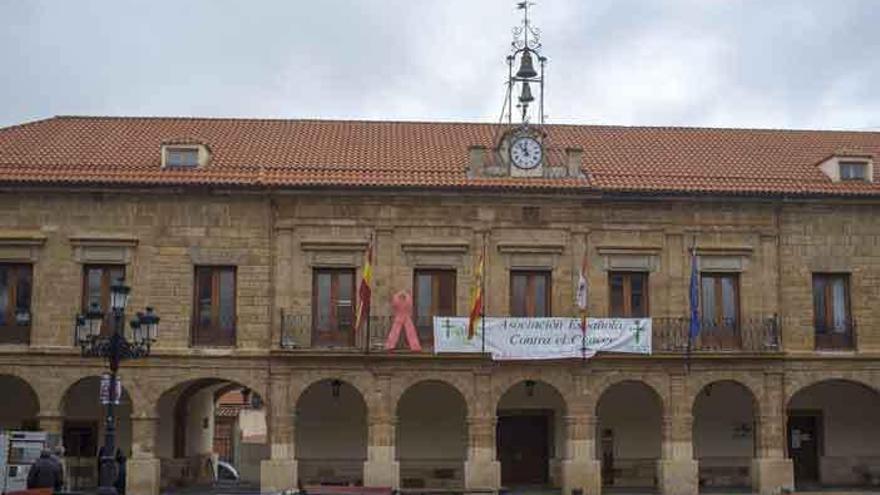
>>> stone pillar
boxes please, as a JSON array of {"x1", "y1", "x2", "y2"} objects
[
  {"x1": 363, "y1": 416, "x2": 400, "y2": 488},
  {"x1": 464, "y1": 415, "x2": 501, "y2": 490},
  {"x1": 363, "y1": 373, "x2": 399, "y2": 488},
  {"x1": 561, "y1": 414, "x2": 601, "y2": 495},
  {"x1": 37, "y1": 411, "x2": 64, "y2": 447},
  {"x1": 752, "y1": 373, "x2": 794, "y2": 495},
  {"x1": 127, "y1": 413, "x2": 161, "y2": 495},
  {"x1": 657, "y1": 375, "x2": 698, "y2": 495},
  {"x1": 261, "y1": 376, "x2": 298, "y2": 494}
]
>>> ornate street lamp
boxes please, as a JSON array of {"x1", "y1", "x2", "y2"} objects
[{"x1": 74, "y1": 278, "x2": 159, "y2": 495}]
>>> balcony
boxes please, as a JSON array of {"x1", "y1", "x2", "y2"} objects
[
  {"x1": 280, "y1": 312, "x2": 783, "y2": 355},
  {"x1": 652, "y1": 316, "x2": 781, "y2": 353},
  {"x1": 280, "y1": 313, "x2": 437, "y2": 352}
]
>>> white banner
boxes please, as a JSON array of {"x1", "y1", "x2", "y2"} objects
[{"x1": 433, "y1": 317, "x2": 651, "y2": 360}]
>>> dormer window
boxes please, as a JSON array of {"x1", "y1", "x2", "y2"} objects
[
  {"x1": 817, "y1": 152, "x2": 874, "y2": 183},
  {"x1": 161, "y1": 142, "x2": 209, "y2": 168},
  {"x1": 839, "y1": 161, "x2": 868, "y2": 181}
]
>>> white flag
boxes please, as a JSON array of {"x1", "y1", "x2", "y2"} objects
[{"x1": 576, "y1": 258, "x2": 588, "y2": 311}]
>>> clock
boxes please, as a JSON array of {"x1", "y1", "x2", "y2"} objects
[{"x1": 509, "y1": 136, "x2": 543, "y2": 170}]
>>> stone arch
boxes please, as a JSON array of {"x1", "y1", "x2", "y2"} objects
[
  {"x1": 785, "y1": 372, "x2": 878, "y2": 407},
  {"x1": 491, "y1": 369, "x2": 574, "y2": 409},
  {"x1": 691, "y1": 380, "x2": 759, "y2": 490},
  {"x1": 588, "y1": 373, "x2": 668, "y2": 416},
  {"x1": 147, "y1": 370, "x2": 270, "y2": 417},
  {"x1": 396, "y1": 380, "x2": 469, "y2": 489},
  {"x1": 390, "y1": 374, "x2": 474, "y2": 413},
  {"x1": 295, "y1": 377, "x2": 369, "y2": 485},
  {"x1": 0, "y1": 373, "x2": 40, "y2": 429},
  {"x1": 291, "y1": 372, "x2": 374, "y2": 412},
  {"x1": 687, "y1": 374, "x2": 762, "y2": 414}
]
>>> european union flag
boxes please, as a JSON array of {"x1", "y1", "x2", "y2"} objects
[{"x1": 689, "y1": 249, "x2": 700, "y2": 341}]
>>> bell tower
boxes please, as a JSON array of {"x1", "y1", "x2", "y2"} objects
[{"x1": 506, "y1": 1, "x2": 546, "y2": 126}]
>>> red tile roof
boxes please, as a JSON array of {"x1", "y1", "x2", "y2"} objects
[{"x1": 1, "y1": 115, "x2": 880, "y2": 197}]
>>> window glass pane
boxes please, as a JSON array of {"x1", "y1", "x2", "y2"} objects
[
  {"x1": 336, "y1": 271, "x2": 353, "y2": 327},
  {"x1": 87, "y1": 267, "x2": 103, "y2": 309},
  {"x1": 0, "y1": 267, "x2": 8, "y2": 325},
  {"x1": 109, "y1": 266, "x2": 125, "y2": 285},
  {"x1": 437, "y1": 272, "x2": 455, "y2": 315},
  {"x1": 511, "y1": 273, "x2": 526, "y2": 317},
  {"x1": 831, "y1": 277, "x2": 847, "y2": 332},
  {"x1": 15, "y1": 267, "x2": 32, "y2": 325},
  {"x1": 218, "y1": 269, "x2": 235, "y2": 333},
  {"x1": 609, "y1": 274, "x2": 624, "y2": 317},
  {"x1": 316, "y1": 272, "x2": 331, "y2": 328},
  {"x1": 701, "y1": 276, "x2": 716, "y2": 328},
  {"x1": 631, "y1": 273, "x2": 646, "y2": 317},
  {"x1": 415, "y1": 273, "x2": 432, "y2": 322},
  {"x1": 533, "y1": 273, "x2": 547, "y2": 317},
  {"x1": 721, "y1": 276, "x2": 737, "y2": 328},
  {"x1": 197, "y1": 269, "x2": 213, "y2": 328},
  {"x1": 812, "y1": 275, "x2": 828, "y2": 333}
]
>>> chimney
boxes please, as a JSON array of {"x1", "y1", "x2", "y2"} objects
[
  {"x1": 565, "y1": 147, "x2": 584, "y2": 177},
  {"x1": 468, "y1": 146, "x2": 487, "y2": 177}
]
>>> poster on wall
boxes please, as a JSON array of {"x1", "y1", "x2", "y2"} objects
[{"x1": 433, "y1": 317, "x2": 651, "y2": 360}]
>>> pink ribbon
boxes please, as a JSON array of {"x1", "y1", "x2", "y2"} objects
[{"x1": 384, "y1": 290, "x2": 422, "y2": 351}]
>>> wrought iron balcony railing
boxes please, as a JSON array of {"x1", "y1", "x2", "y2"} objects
[
  {"x1": 279, "y1": 312, "x2": 784, "y2": 355},
  {"x1": 651, "y1": 315, "x2": 782, "y2": 353}
]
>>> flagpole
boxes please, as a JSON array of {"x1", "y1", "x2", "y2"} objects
[
  {"x1": 686, "y1": 235, "x2": 697, "y2": 373},
  {"x1": 365, "y1": 231, "x2": 374, "y2": 354},
  {"x1": 481, "y1": 232, "x2": 487, "y2": 355}
]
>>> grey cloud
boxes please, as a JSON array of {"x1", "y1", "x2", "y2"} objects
[{"x1": 1, "y1": 0, "x2": 879, "y2": 130}]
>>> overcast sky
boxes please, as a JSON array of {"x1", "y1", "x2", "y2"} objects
[{"x1": 2, "y1": 0, "x2": 880, "y2": 130}]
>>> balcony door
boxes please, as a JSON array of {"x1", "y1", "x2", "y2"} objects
[
  {"x1": 312, "y1": 268, "x2": 355, "y2": 347},
  {"x1": 700, "y1": 273, "x2": 741, "y2": 349}
]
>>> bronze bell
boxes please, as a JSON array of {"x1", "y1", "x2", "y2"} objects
[
  {"x1": 519, "y1": 81, "x2": 535, "y2": 104},
  {"x1": 516, "y1": 50, "x2": 538, "y2": 79}
]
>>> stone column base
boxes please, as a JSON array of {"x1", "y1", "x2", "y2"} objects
[
  {"x1": 127, "y1": 457, "x2": 161, "y2": 495},
  {"x1": 657, "y1": 458, "x2": 698, "y2": 495},
  {"x1": 751, "y1": 457, "x2": 794, "y2": 495},
  {"x1": 261, "y1": 459, "x2": 298, "y2": 494},
  {"x1": 562, "y1": 459, "x2": 601, "y2": 495},
  {"x1": 464, "y1": 459, "x2": 501, "y2": 491},
  {"x1": 363, "y1": 458, "x2": 400, "y2": 488}
]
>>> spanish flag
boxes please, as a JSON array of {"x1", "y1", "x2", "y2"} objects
[
  {"x1": 467, "y1": 247, "x2": 484, "y2": 339},
  {"x1": 354, "y1": 235, "x2": 373, "y2": 334}
]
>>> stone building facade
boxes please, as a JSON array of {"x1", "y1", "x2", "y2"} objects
[{"x1": 0, "y1": 117, "x2": 879, "y2": 495}]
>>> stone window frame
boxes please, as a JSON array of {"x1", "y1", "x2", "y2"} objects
[
  {"x1": 70, "y1": 235, "x2": 138, "y2": 265},
  {"x1": 497, "y1": 242, "x2": 564, "y2": 316}
]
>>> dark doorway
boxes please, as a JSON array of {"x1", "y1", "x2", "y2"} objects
[
  {"x1": 788, "y1": 413, "x2": 820, "y2": 486},
  {"x1": 497, "y1": 413, "x2": 550, "y2": 486}
]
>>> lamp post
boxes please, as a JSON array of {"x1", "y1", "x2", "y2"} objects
[{"x1": 74, "y1": 278, "x2": 159, "y2": 495}]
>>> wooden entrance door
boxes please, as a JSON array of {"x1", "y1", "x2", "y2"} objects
[
  {"x1": 788, "y1": 414, "x2": 820, "y2": 485},
  {"x1": 497, "y1": 414, "x2": 550, "y2": 486}
]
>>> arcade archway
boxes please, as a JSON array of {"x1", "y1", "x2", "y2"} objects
[
  {"x1": 296, "y1": 379, "x2": 368, "y2": 485},
  {"x1": 61, "y1": 376, "x2": 133, "y2": 491},
  {"x1": 396, "y1": 380, "x2": 467, "y2": 489},
  {"x1": 693, "y1": 380, "x2": 757, "y2": 491},
  {"x1": 156, "y1": 379, "x2": 267, "y2": 491},
  {"x1": 496, "y1": 379, "x2": 567, "y2": 488},
  {"x1": 596, "y1": 380, "x2": 663, "y2": 492},
  {"x1": 787, "y1": 379, "x2": 880, "y2": 490},
  {"x1": 0, "y1": 374, "x2": 39, "y2": 430}
]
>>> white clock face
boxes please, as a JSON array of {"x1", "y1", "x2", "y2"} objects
[{"x1": 510, "y1": 137, "x2": 543, "y2": 170}]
